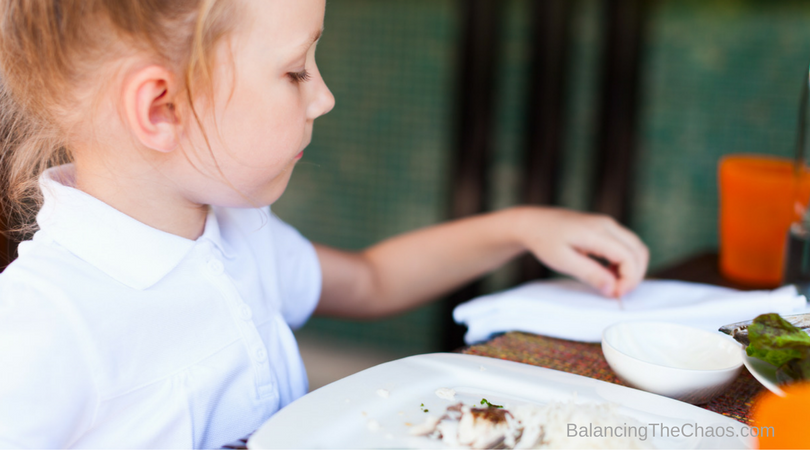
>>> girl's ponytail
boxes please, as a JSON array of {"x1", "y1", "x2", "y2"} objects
[{"x1": 0, "y1": 77, "x2": 68, "y2": 238}]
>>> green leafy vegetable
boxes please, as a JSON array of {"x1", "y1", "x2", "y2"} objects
[
  {"x1": 746, "y1": 313, "x2": 810, "y2": 367},
  {"x1": 777, "y1": 357, "x2": 810, "y2": 384},
  {"x1": 480, "y1": 398, "x2": 503, "y2": 408}
]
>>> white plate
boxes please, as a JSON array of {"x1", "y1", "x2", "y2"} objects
[
  {"x1": 249, "y1": 353, "x2": 753, "y2": 449},
  {"x1": 741, "y1": 349, "x2": 786, "y2": 396}
]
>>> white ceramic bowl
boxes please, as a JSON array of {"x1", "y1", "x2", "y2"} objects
[{"x1": 602, "y1": 321, "x2": 743, "y2": 404}]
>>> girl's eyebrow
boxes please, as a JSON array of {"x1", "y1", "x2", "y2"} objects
[{"x1": 296, "y1": 28, "x2": 324, "y2": 52}]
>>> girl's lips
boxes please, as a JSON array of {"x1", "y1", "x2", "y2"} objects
[{"x1": 294, "y1": 151, "x2": 304, "y2": 159}]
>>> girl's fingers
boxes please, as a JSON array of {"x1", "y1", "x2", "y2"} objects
[
  {"x1": 587, "y1": 219, "x2": 648, "y2": 296},
  {"x1": 615, "y1": 270, "x2": 640, "y2": 298},
  {"x1": 610, "y1": 245, "x2": 644, "y2": 298},
  {"x1": 546, "y1": 247, "x2": 619, "y2": 297},
  {"x1": 523, "y1": 209, "x2": 649, "y2": 298},
  {"x1": 604, "y1": 220, "x2": 649, "y2": 274},
  {"x1": 614, "y1": 232, "x2": 648, "y2": 296},
  {"x1": 576, "y1": 233, "x2": 646, "y2": 298}
]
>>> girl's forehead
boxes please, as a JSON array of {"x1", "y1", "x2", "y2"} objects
[{"x1": 243, "y1": 0, "x2": 326, "y2": 47}]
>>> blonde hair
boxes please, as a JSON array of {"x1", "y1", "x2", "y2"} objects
[{"x1": 0, "y1": 0, "x2": 240, "y2": 237}]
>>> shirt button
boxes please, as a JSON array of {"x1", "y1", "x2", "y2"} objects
[
  {"x1": 207, "y1": 259, "x2": 225, "y2": 275},
  {"x1": 238, "y1": 304, "x2": 253, "y2": 321},
  {"x1": 254, "y1": 348, "x2": 267, "y2": 363}
]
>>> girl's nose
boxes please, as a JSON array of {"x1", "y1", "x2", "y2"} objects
[{"x1": 308, "y1": 74, "x2": 335, "y2": 120}]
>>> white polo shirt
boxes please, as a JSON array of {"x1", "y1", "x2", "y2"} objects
[{"x1": 0, "y1": 165, "x2": 322, "y2": 449}]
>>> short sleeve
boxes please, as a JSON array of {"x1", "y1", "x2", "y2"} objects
[
  {"x1": 268, "y1": 214, "x2": 322, "y2": 329},
  {"x1": 0, "y1": 279, "x2": 98, "y2": 448}
]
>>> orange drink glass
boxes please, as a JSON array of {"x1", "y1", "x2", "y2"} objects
[{"x1": 718, "y1": 155, "x2": 810, "y2": 287}]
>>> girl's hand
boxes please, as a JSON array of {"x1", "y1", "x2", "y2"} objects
[{"x1": 512, "y1": 207, "x2": 649, "y2": 298}]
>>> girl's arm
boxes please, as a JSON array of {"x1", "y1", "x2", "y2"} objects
[{"x1": 313, "y1": 206, "x2": 648, "y2": 319}]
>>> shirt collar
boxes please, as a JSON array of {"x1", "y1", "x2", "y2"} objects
[{"x1": 36, "y1": 165, "x2": 233, "y2": 290}]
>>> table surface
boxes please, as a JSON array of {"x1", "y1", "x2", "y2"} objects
[{"x1": 462, "y1": 331, "x2": 765, "y2": 425}]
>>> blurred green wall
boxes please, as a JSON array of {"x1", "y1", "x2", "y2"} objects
[
  {"x1": 633, "y1": 0, "x2": 810, "y2": 268},
  {"x1": 275, "y1": 0, "x2": 457, "y2": 354},
  {"x1": 275, "y1": 0, "x2": 810, "y2": 354}
]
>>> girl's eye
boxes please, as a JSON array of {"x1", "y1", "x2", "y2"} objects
[{"x1": 287, "y1": 69, "x2": 312, "y2": 84}]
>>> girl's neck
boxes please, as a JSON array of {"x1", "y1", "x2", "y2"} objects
[{"x1": 73, "y1": 158, "x2": 208, "y2": 241}]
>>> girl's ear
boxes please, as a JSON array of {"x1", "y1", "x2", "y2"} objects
[{"x1": 123, "y1": 65, "x2": 181, "y2": 153}]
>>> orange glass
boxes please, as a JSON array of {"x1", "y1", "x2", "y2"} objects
[{"x1": 718, "y1": 155, "x2": 810, "y2": 287}]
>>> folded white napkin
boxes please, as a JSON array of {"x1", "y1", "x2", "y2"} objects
[{"x1": 453, "y1": 279, "x2": 808, "y2": 344}]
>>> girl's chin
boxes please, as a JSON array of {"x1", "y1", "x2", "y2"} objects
[{"x1": 203, "y1": 178, "x2": 292, "y2": 209}]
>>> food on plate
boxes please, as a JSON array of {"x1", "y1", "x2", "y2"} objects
[
  {"x1": 410, "y1": 402, "x2": 520, "y2": 448},
  {"x1": 725, "y1": 313, "x2": 810, "y2": 383},
  {"x1": 479, "y1": 398, "x2": 502, "y2": 408},
  {"x1": 435, "y1": 388, "x2": 456, "y2": 401},
  {"x1": 720, "y1": 312, "x2": 810, "y2": 346},
  {"x1": 410, "y1": 399, "x2": 652, "y2": 449}
]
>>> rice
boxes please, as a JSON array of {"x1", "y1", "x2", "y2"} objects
[
  {"x1": 411, "y1": 400, "x2": 654, "y2": 449},
  {"x1": 512, "y1": 402, "x2": 653, "y2": 449},
  {"x1": 435, "y1": 388, "x2": 457, "y2": 401}
]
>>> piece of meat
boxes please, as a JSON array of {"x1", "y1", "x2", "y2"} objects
[{"x1": 457, "y1": 407, "x2": 518, "y2": 448}]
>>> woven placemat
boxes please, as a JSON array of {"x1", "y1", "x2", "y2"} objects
[{"x1": 462, "y1": 332, "x2": 764, "y2": 424}]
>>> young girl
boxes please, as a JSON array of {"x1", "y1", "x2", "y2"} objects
[{"x1": 0, "y1": 0, "x2": 648, "y2": 447}]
